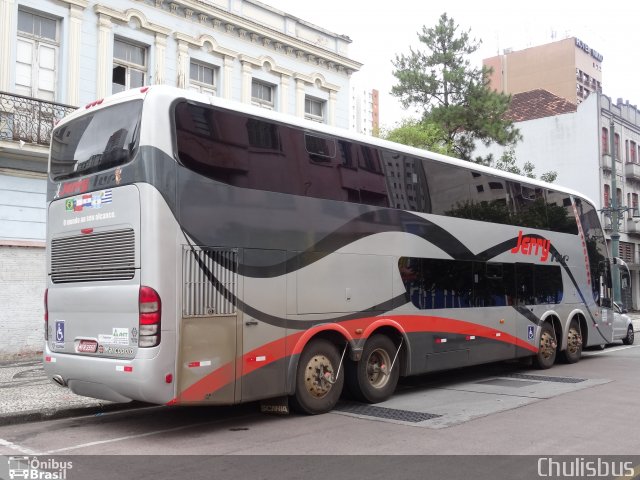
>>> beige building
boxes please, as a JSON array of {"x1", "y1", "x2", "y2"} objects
[{"x1": 484, "y1": 37, "x2": 603, "y2": 105}]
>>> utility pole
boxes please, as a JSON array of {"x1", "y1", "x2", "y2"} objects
[{"x1": 610, "y1": 118, "x2": 621, "y2": 305}]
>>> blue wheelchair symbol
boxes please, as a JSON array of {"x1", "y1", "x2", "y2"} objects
[
  {"x1": 55, "y1": 321, "x2": 65, "y2": 342},
  {"x1": 527, "y1": 325, "x2": 534, "y2": 341}
]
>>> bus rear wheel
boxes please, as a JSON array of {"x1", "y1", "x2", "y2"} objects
[
  {"x1": 533, "y1": 322, "x2": 557, "y2": 369},
  {"x1": 346, "y1": 334, "x2": 399, "y2": 403},
  {"x1": 291, "y1": 339, "x2": 344, "y2": 415},
  {"x1": 562, "y1": 319, "x2": 582, "y2": 364}
]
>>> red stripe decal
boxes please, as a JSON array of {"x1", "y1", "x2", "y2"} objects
[{"x1": 168, "y1": 314, "x2": 539, "y2": 404}]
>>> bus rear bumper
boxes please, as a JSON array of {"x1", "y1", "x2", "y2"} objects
[{"x1": 43, "y1": 343, "x2": 175, "y2": 405}]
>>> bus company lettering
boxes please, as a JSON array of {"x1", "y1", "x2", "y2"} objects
[
  {"x1": 58, "y1": 178, "x2": 89, "y2": 197},
  {"x1": 510, "y1": 230, "x2": 551, "y2": 262}
]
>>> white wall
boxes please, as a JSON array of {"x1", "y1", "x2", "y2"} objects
[
  {"x1": 0, "y1": 246, "x2": 45, "y2": 359},
  {"x1": 0, "y1": 173, "x2": 46, "y2": 242},
  {"x1": 474, "y1": 94, "x2": 601, "y2": 206}
]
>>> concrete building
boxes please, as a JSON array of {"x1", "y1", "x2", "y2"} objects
[
  {"x1": 350, "y1": 85, "x2": 379, "y2": 135},
  {"x1": 0, "y1": 0, "x2": 362, "y2": 357},
  {"x1": 484, "y1": 36, "x2": 603, "y2": 106},
  {"x1": 475, "y1": 90, "x2": 640, "y2": 309}
]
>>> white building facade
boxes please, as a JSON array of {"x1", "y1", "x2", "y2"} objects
[
  {"x1": 0, "y1": 0, "x2": 362, "y2": 357},
  {"x1": 475, "y1": 92, "x2": 640, "y2": 309}
]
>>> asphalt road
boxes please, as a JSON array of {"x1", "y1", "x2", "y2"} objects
[{"x1": 1, "y1": 343, "x2": 640, "y2": 479}]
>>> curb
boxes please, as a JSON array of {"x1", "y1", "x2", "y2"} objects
[{"x1": 0, "y1": 401, "x2": 150, "y2": 427}]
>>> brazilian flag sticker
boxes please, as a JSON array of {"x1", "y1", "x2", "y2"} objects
[{"x1": 65, "y1": 198, "x2": 74, "y2": 211}]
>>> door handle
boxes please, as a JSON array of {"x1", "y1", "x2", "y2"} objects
[{"x1": 245, "y1": 320, "x2": 258, "y2": 326}]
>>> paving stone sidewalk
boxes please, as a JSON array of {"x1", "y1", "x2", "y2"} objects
[{"x1": 0, "y1": 356, "x2": 132, "y2": 426}]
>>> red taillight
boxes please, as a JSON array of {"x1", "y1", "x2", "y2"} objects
[
  {"x1": 44, "y1": 288, "x2": 48, "y2": 341},
  {"x1": 139, "y1": 286, "x2": 161, "y2": 347}
]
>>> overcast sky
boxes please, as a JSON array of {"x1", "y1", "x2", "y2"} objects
[{"x1": 264, "y1": 0, "x2": 640, "y2": 130}]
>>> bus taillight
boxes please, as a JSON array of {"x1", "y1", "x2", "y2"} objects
[
  {"x1": 139, "y1": 286, "x2": 161, "y2": 348},
  {"x1": 44, "y1": 288, "x2": 48, "y2": 341}
]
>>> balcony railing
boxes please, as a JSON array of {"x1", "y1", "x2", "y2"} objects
[{"x1": 0, "y1": 92, "x2": 76, "y2": 147}]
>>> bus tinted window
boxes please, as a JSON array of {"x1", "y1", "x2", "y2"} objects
[
  {"x1": 50, "y1": 100, "x2": 142, "y2": 180},
  {"x1": 400, "y1": 257, "x2": 562, "y2": 309},
  {"x1": 175, "y1": 101, "x2": 390, "y2": 206}
]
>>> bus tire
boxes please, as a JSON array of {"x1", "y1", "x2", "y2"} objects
[
  {"x1": 561, "y1": 319, "x2": 582, "y2": 364},
  {"x1": 290, "y1": 339, "x2": 344, "y2": 415},
  {"x1": 346, "y1": 334, "x2": 399, "y2": 404},
  {"x1": 623, "y1": 325, "x2": 635, "y2": 345},
  {"x1": 533, "y1": 322, "x2": 557, "y2": 369}
]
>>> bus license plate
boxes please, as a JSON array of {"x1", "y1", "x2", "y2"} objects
[{"x1": 78, "y1": 340, "x2": 97, "y2": 353}]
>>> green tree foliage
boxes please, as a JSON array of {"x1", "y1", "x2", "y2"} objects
[
  {"x1": 488, "y1": 147, "x2": 558, "y2": 183},
  {"x1": 391, "y1": 13, "x2": 521, "y2": 162},
  {"x1": 380, "y1": 119, "x2": 452, "y2": 155}
]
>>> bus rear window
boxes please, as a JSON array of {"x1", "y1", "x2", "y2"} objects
[{"x1": 49, "y1": 100, "x2": 142, "y2": 181}]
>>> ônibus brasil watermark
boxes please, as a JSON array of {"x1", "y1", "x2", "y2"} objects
[{"x1": 7, "y1": 456, "x2": 73, "y2": 480}]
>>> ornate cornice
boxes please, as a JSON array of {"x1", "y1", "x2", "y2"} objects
[
  {"x1": 237, "y1": 54, "x2": 293, "y2": 77},
  {"x1": 94, "y1": 5, "x2": 172, "y2": 37},
  {"x1": 134, "y1": 0, "x2": 361, "y2": 75},
  {"x1": 174, "y1": 32, "x2": 238, "y2": 59}
]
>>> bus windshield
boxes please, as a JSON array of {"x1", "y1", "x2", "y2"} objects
[{"x1": 49, "y1": 100, "x2": 142, "y2": 181}]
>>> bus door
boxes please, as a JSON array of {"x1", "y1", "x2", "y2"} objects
[
  {"x1": 596, "y1": 260, "x2": 615, "y2": 344},
  {"x1": 177, "y1": 247, "x2": 239, "y2": 404},
  {"x1": 239, "y1": 249, "x2": 287, "y2": 403}
]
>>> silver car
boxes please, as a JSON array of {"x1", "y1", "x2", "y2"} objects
[{"x1": 599, "y1": 303, "x2": 635, "y2": 348}]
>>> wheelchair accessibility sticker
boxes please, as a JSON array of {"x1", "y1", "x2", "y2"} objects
[
  {"x1": 55, "y1": 320, "x2": 65, "y2": 344},
  {"x1": 527, "y1": 325, "x2": 535, "y2": 341}
]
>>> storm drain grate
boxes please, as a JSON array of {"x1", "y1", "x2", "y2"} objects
[
  {"x1": 476, "y1": 378, "x2": 539, "y2": 388},
  {"x1": 506, "y1": 373, "x2": 586, "y2": 383},
  {"x1": 334, "y1": 402, "x2": 441, "y2": 423}
]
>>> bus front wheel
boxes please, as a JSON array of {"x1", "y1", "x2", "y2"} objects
[
  {"x1": 346, "y1": 334, "x2": 400, "y2": 403},
  {"x1": 533, "y1": 322, "x2": 557, "y2": 369},
  {"x1": 291, "y1": 339, "x2": 344, "y2": 415}
]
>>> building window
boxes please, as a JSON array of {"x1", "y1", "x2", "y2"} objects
[
  {"x1": 604, "y1": 184, "x2": 610, "y2": 207},
  {"x1": 602, "y1": 127, "x2": 609, "y2": 154},
  {"x1": 619, "y1": 242, "x2": 635, "y2": 264},
  {"x1": 189, "y1": 61, "x2": 216, "y2": 95},
  {"x1": 305, "y1": 96, "x2": 325, "y2": 122},
  {"x1": 16, "y1": 9, "x2": 58, "y2": 101},
  {"x1": 251, "y1": 80, "x2": 274, "y2": 109},
  {"x1": 112, "y1": 39, "x2": 146, "y2": 94},
  {"x1": 631, "y1": 141, "x2": 638, "y2": 164},
  {"x1": 615, "y1": 133, "x2": 621, "y2": 159},
  {"x1": 633, "y1": 193, "x2": 639, "y2": 216}
]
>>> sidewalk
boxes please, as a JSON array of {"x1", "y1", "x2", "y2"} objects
[
  {"x1": 1, "y1": 315, "x2": 640, "y2": 426},
  {"x1": 0, "y1": 356, "x2": 138, "y2": 426}
]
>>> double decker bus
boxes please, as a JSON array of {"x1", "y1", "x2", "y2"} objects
[{"x1": 44, "y1": 86, "x2": 619, "y2": 414}]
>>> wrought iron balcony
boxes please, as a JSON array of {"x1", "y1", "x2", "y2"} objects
[{"x1": 0, "y1": 92, "x2": 76, "y2": 147}]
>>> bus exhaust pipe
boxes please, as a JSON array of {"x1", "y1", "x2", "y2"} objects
[{"x1": 51, "y1": 375, "x2": 67, "y2": 388}]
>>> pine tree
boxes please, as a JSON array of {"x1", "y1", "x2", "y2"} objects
[{"x1": 391, "y1": 13, "x2": 520, "y2": 162}]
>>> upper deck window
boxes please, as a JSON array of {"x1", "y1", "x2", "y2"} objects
[{"x1": 49, "y1": 100, "x2": 142, "y2": 181}]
